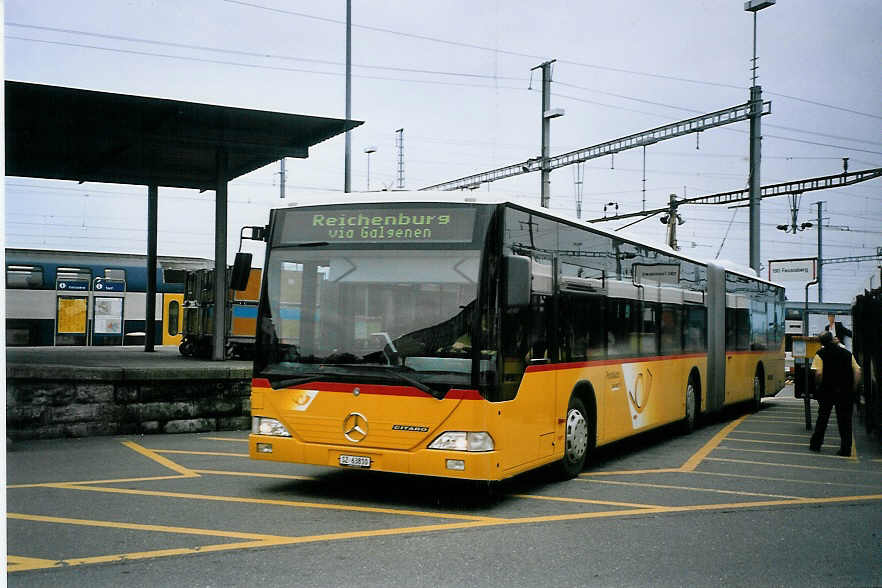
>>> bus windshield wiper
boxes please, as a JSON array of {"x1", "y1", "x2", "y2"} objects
[
  {"x1": 269, "y1": 374, "x2": 332, "y2": 390},
  {"x1": 318, "y1": 364, "x2": 444, "y2": 400}
]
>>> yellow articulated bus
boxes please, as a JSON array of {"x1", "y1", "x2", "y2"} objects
[{"x1": 243, "y1": 194, "x2": 785, "y2": 481}]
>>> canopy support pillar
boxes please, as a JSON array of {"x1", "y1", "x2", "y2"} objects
[
  {"x1": 144, "y1": 183, "x2": 158, "y2": 352},
  {"x1": 213, "y1": 148, "x2": 229, "y2": 361}
]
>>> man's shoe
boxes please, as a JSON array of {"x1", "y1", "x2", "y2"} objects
[
  {"x1": 836, "y1": 449, "x2": 851, "y2": 457},
  {"x1": 809, "y1": 445, "x2": 821, "y2": 452}
]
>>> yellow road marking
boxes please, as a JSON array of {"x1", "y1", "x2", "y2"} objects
[
  {"x1": 717, "y1": 446, "x2": 859, "y2": 459},
  {"x1": 41, "y1": 483, "x2": 501, "y2": 522},
  {"x1": 193, "y1": 469, "x2": 315, "y2": 481},
  {"x1": 579, "y1": 468, "x2": 681, "y2": 477},
  {"x1": 10, "y1": 492, "x2": 882, "y2": 572},
  {"x1": 7, "y1": 555, "x2": 59, "y2": 572},
  {"x1": 704, "y1": 457, "x2": 882, "y2": 473},
  {"x1": 8, "y1": 513, "x2": 290, "y2": 540},
  {"x1": 8, "y1": 475, "x2": 188, "y2": 489},
  {"x1": 510, "y1": 494, "x2": 660, "y2": 509},
  {"x1": 579, "y1": 478, "x2": 801, "y2": 499},
  {"x1": 122, "y1": 441, "x2": 199, "y2": 477},
  {"x1": 199, "y1": 436, "x2": 249, "y2": 443},
  {"x1": 154, "y1": 449, "x2": 249, "y2": 458},
  {"x1": 687, "y1": 470, "x2": 882, "y2": 489},
  {"x1": 680, "y1": 414, "x2": 748, "y2": 472},
  {"x1": 736, "y1": 430, "x2": 812, "y2": 438},
  {"x1": 748, "y1": 417, "x2": 814, "y2": 424},
  {"x1": 727, "y1": 437, "x2": 812, "y2": 447}
]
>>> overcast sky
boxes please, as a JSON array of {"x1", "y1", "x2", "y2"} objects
[{"x1": 3, "y1": 0, "x2": 881, "y2": 303}]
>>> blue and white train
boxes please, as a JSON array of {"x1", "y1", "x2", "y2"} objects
[{"x1": 5, "y1": 248, "x2": 212, "y2": 346}]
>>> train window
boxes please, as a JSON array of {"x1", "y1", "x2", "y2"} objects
[
  {"x1": 167, "y1": 300, "x2": 180, "y2": 336},
  {"x1": 6, "y1": 265, "x2": 44, "y2": 289},
  {"x1": 105, "y1": 268, "x2": 126, "y2": 281},
  {"x1": 57, "y1": 266, "x2": 91, "y2": 281}
]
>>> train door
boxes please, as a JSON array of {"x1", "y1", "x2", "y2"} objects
[
  {"x1": 162, "y1": 293, "x2": 185, "y2": 345},
  {"x1": 54, "y1": 268, "x2": 91, "y2": 346},
  {"x1": 91, "y1": 277, "x2": 126, "y2": 345}
]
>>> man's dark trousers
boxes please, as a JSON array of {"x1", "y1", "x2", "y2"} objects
[{"x1": 810, "y1": 389, "x2": 853, "y2": 455}]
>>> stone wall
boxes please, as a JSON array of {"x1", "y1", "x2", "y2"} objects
[{"x1": 6, "y1": 364, "x2": 251, "y2": 440}]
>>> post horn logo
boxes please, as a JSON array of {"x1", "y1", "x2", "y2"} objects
[{"x1": 343, "y1": 412, "x2": 368, "y2": 443}]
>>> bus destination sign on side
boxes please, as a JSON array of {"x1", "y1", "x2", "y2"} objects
[{"x1": 279, "y1": 207, "x2": 477, "y2": 244}]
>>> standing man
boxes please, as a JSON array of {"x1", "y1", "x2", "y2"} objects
[
  {"x1": 809, "y1": 331, "x2": 861, "y2": 456},
  {"x1": 824, "y1": 313, "x2": 853, "y2": 347}
]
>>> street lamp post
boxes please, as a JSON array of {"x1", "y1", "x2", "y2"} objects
[{"x1": 364, "y1": 146, "x2": 377, "y2": 191}]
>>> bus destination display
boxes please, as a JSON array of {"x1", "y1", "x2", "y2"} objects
[{"x1": 279, "y1": 207, "x2": 477, "y2": 244}]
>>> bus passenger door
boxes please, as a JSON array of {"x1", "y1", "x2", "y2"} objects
[{"x1": 500, "y1": 295, "x2": 556, "y2": 473}]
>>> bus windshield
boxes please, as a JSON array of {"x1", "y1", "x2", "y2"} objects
[{"x1": 255, "y1": 247, "x2": 484, "y2": 396}]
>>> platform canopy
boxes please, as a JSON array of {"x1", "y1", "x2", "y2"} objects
[
  {"x1": 5, "y1": 80, "x2": 361, "y2": 190},
  {"x1": 5, "y1": 80, "x2": 362, "y2": 358}
]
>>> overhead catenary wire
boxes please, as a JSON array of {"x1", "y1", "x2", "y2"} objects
[{"x1": 8, "y1": 30, "x2": 878, "y2": 153}]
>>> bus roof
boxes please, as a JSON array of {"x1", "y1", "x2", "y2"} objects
[{"x1": 277, "y1": 190, "x2": 782, "y2": 289}]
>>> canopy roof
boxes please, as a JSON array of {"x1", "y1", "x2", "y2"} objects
[{"x1": 5, "y1": 80, "x2": 361, "y2": 190}]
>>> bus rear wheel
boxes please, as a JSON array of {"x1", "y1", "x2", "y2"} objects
[
  {"x1": 681, "y1": 373, "x2": 699, "y2": 434},
  {"x1": 752, "y1": 365, "x2": 765, "y2": 412},
  {"x1": 555, "y1": 396, "x2": 593, "y2": 479}
]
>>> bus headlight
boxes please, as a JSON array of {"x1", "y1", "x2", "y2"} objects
[
  {"x1": 428, "y1": 431, "x2": 494, "y2": 452},
  {"x1": 252, "y1": 417, "x2": 291, "y2": 437}
]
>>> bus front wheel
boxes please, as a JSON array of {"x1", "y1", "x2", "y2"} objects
[{"x1": 556, "y1": 396, "x2": 594, "y2": 479}]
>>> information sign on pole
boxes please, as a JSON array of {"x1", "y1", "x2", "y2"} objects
[{"x1": 768, "y1": 257, "x2": 816, "y2": 282}]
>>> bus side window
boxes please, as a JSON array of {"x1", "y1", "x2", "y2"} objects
[
  {"x1": 685, "y1": 307, "x2": 707, "y2": 352},
  {"x1": 726, "y1": 308, "x2": 737, "y2": 350},
  {"x1": 639, "y1": 302, "x2": 659, "y2": 357},
  {"x1": 736, "y1": 308, "x2": 750, "y2": 351},
  {"x1": 660, "y1": 304, "x2": 683, "y2": 356},
  {"x1": 560, "y1": 295, "x2": 604, "y2": 362},
  {"x1": 607, "y1": 299, "x2": 638, "y2": 359},
  {"x1": 529, "y1": 295, "x2": 549, "y2": 361}
]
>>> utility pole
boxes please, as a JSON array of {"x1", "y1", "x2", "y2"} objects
[
  {"x1": 573, "y1": 162, "x2": 584, "y2": 219},
  {"x1": 817, "y1": 201, "x2": 824, "y2": 302},
  {"x1": 344, "y1": 0, "x2": 352, "y2": 193},
  {"x1": 279, "y1": 158, "x2": 286, "y2": 199},
  {"x1": 660, "y1": 194, "x2": 684, "y2": 250},
  {"x1": 745, "y1": 0, "x2": 775, "y2": 273},
  {"x1": 748, "y1": 84, "x2": 763, "y2": 273},
  {"x1": 533, "y1": 59, "x2": 556, "y2": 208},
  {"x1": 395, "y1": 128, "x2": 405, "y2": 189}
]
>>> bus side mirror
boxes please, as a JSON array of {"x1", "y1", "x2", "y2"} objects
[
  {"x1": 230, "y1": 252, "x2": 252, "y2": 291},
  {"x1": 504, "y1": 254, "x2": 531, "y2": 307}
]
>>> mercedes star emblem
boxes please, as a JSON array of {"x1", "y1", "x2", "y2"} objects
[{"x1": 343, "y1": 412, "x2": 368, "y2": 443}]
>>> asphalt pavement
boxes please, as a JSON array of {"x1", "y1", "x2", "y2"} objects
[{"x1": 6, "y1": 384, "x2": 882, "y2": 587}]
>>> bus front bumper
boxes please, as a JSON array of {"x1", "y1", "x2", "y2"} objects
[{"x1": 249, "y1": 434, "x2": 502, "y2": 481}]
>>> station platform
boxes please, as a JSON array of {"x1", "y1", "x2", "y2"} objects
[
  {"x1": 6, "y1": 345, "x2": 252, "y2": 378},
  {"x1": 6, "y1": 346, "x2": 254, "y2": 441}
]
